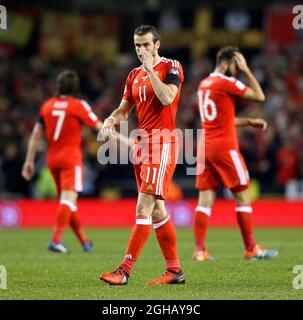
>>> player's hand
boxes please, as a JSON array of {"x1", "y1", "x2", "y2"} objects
[
  {"x1": 22, "y1": 162, "x2": 35, "y2": 181},
  {"x1": 233, "y1": 52, "x2": 249, "y2": 73},
  {"x1": 100, "y1": 117, "x2": 116, "y2": 140},
  {"x1": 128, "y1": 138, "x2": 136, "y2": 148},
  {"x1": 248, "y1": 118, "x2": 267, "y2": 131},
  {"x1": 141, "y1": 50, "x2": 154, "y2": 72}
]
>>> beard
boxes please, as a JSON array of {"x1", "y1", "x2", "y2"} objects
[
  {"x1": 150, "y1": 46, "x2": 156, "y2": 57},
  {"x1": 225, "y1": 63, "x2": 239, "y2": 77},
  {"x1": 225, "y1": 66, "x2": 233, "y2": 77},
  {"x1": 138, "y1": 46, "x2": 156, "y2": 62}
]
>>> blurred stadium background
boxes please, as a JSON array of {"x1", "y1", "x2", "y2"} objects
[{"x1": 0, "y1": 0, "x2": 303, "y2": 229}]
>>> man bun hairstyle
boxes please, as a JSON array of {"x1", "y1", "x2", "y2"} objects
[
  {"x1": 134, "y1": 25, "x2": 160, "y2": 43},
  {"x1": 216, "y1": 46, "x2": 240, "y2": 66}
]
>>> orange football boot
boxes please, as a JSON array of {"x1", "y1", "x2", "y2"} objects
[
  {"x1": 245, "y1": 244, "x2": 278, "y2": 260},
  {"x1": 193, "y1": 250, "x2": 215, "y2": 261},
  {"x1": 99, "y1": 266, "x2": 129, "y2": 285},
  {"x1": 147, "y1": 270, "x2": 185, "y2": 285}
]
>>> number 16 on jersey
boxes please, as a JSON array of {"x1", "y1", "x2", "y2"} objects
[{"x1": 198, "y1": 89, "x2": 217, "y2": 122}]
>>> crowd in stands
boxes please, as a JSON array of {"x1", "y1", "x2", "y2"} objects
[{"x1": 1, "y1": 44, "x2": 302, "y2": 199}]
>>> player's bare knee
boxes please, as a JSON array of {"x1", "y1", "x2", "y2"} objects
[
  {"x1": 60, "y1": 190, "x2": 78, "y2": 206},
  {"x1": 136, "y1": 203, "x2": 147, "y2": 216},
  {"x1": 233, "y1": 188, "x2": 251, "y2": 205},
  {"x1": 152, "y1": 200, "x2": 167, "y2": 219},
  {"x1": 198, "y1": 190, "x2": 215, "y2": 207},
  {"x1": 151, "y1": 209, "x2": 163, "y2": 221},
  {"x1": 136, "y1": 193, "x2": 156, "y2": 216}
]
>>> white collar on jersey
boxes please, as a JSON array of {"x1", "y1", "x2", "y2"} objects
[
  {"x1": 210, "y1": 73, "x2": 238, "y2": 84},
  {"x1": 209, "y1": 72, "x2": 236, "y2": 81},
  {"x1": 210, "y1": 72, "x2": 225, "y2": 77},
  {"x1": 152, "y1": 57, "x2": 163, "y2": 68}
]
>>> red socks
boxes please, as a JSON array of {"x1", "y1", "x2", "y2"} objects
[
  {"x1": 236, "y1": 205, "x2": 256, "y2": 251},
  {"x1": 121, "y1": 216, "x2": 152, "y2": 275},
  {"x1": 52, "y1": 204, "x2": 72, "y2": 244},
  {"x1": 70, "y1": 212, "x2": 89, "y2": 244},
  {"x1": 194, "y1": 204, "x2": 256, "y2": 252},
  {"x1": 153, "y1": 214, "x2": 181, "y2": 273},
  {"x1": 121, "y1": 214, "x2": 182, "y2": 275},
  {"x1": 194, "y1": 206, "x2": 211, "y2": 251},
  {"x1": 52, "y1": 200, "x2": 89, "y2": 245}
]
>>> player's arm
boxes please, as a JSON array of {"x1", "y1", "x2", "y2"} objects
[
  {"x1": 234, "y1": 52, "x2": 265, "y2": 102},
  {"x1": 101, "y1": 99, "x2": 135, "y2": 144},
  {"x1": 146, "y1": 70, "x2": 178, "y2": 106},
  {"x1": 142, "y1": 51, "x2": 179, "y2": 106},
  {"x1": 21, "y1": 122, "x2": 44, "y2": 181},
  {"x1": 107, "y1": 99, "x2": 134, "y2": 124},
  {"x1": 94, "y1": 117, "x2": 133, "y2": 147},
  {"x1": 94, "y1": 122, "x2": 102, "y2": 131},
  {"x1": 235, "y1": 117, "x2": 267, "y2": 130},
  {"x1": 77, "y1": 98, "x2": 133, "y2": 147}
]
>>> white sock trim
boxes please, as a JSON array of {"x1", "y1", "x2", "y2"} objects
[
  {"x1": 195, "y1": 206, "x2": 212, "y2": 216},
  {"x1": 60, "y1": 199, "x2": 77, "y2": 212},
  {"x1": 236, "y1": 206, "x2": 253, "y2": 213},
  {"x1": 136, "y1": 216, "x2": 152, "y2": 225},
  {"x1": 153, "y1": 215, "x2": 170, "y2": 229}
]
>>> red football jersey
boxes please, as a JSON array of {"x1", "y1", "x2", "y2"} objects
[
  {"x1": 123, "y1": 57, "x2": 184, "y2": 143},
  {"x1": 39, "y1": 96, "x2": 100, "y2": 168},
  {"x1": 197, "y1": 72, "x2": 248, "y2": 151}
]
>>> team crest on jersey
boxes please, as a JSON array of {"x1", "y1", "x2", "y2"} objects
[{"x1": 141, "y1": 71, "x2": 158, "y2": 82}]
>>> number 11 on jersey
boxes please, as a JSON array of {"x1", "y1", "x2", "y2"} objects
[{"x1": 139, "y1": 85, "x2": 146, "y2": 102}]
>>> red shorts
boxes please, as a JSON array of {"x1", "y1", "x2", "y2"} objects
[
  {"x1": 196, "y1": 148, "x2": 249, "y2": 192},
  {"x1": 49, "y1": 164, "x2": 84, "y2": 194},
  {"x1": 133, "y1": 143, "x2": 178, "y2": 200}
]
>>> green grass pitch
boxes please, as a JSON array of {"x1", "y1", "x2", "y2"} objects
[{"x1": 0, "y1": 228, "x2": 303, "y2": 300}]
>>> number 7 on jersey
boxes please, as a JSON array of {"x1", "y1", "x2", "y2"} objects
[{"x1": 52, "y1": 110, "x2": 66, "y2": 141}]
